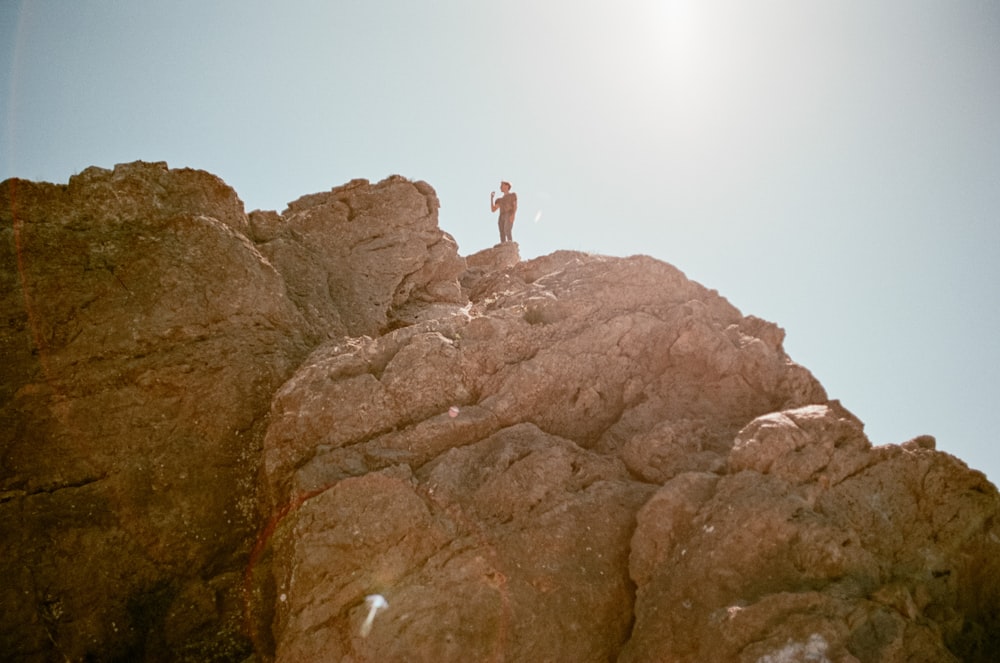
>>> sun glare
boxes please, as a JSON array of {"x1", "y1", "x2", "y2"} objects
[{"x1": 638, "y1": 1, "x2": 739, "y2": 138}]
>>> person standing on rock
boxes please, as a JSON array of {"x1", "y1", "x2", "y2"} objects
[{"x1": 490, "y1": 181, "x2": 517, "y2": 243}]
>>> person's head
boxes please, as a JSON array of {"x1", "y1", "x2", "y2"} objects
[{"x1": 500, "y1": 181, "x2": 511, "y2": 193}]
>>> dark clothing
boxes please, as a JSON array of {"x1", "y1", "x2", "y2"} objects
[
  {"x1": 495, "y1": 192, "x2": 517, "y2": 243},
  {"x1": 499, "y1": 216, "x2": 513, "y2": 243}
]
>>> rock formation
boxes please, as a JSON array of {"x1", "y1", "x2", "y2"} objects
[{"x1": 1, "y1": 161, "x2": 997, "y2": 662}]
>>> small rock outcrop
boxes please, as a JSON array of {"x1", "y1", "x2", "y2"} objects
[
  {"x1": 1, "y1": 162, "x2": 997, "y2": 662},
  {"x1": 248, "y1": 176, "x2": 464, "y2": 337}
]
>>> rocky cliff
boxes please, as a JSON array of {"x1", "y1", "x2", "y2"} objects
[{"x1": 2, "y1": 161, "x2": 997, "y2": 662}]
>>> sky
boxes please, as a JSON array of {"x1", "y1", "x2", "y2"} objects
[{"x1": 2, "y1": 0, "x2": 998, "y2": 486}]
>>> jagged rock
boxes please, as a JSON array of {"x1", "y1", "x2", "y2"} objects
[
  {"x1": 258, "y1": 426, "x2": 652, "y2": 661},
  {"x1": 1, "y1": 161, "x2": 312, "y2": 660},
  {"x1": 252, "y1": 249, "x2": 840, "y2": 659},
  {"x1": 460, "y1": 241, "x2": 521, "y2": 299},
  {"x1": 2, "y1": 163, "x2": 998, "y2": 663},
  {"x1": 622, "y1": 403, "x2": 1000, "y2": 662},
  {"x1": 0, "y1": 163, "x2": 465, "y2": 661},
  {"x1": 260, "y1": 251, "x2": 826, "y2": 505},
  {"x1": 249, "y1": 176, "x2": 465, "y2": 338},
  {"x1": 465, "y1": 241, "x2": 521, "y2": 271}
]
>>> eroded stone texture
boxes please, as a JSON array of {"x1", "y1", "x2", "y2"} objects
[
  {"x1": 253, "y1": 244, "x2": 998, "y2": 663},
  {"x1": 249, "y1": 176, "x2": 465, "y2": 338},
  {"x1": 622, "y1": 404, "x2": 1000, "y2": 663},
  {"x1": 260, "y1": 251, "x2": 827, "y2": 506},
  {"x1": 253, "y1": 249, "x2": 849, "y2": 661},
  {"x1": 3, "y1": 163, "x2": 997, "y2": 663},
  {"x1": 260, "y1": 428, "x2": 651, "y2": 662},
  {"x1": 1, "y1": 162, "x2": 306, "y2": 661},
  {"x1": 0, "y1": 163, "x2": 464, "y2": 661}
]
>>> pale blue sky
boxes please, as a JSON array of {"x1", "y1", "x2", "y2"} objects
[{"x1": 3, "y1": 1, "x2": 998, "y2": 485}]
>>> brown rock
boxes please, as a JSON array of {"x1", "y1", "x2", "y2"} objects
[
  {"x1": 1, "y1": 162, "x2": 311, "y2": 661},
  {"x1": 259, "y1": 427, "x2": 652, "y2": 662},
  {"x1": 0, "y1": 163, "x2": 464, "y2": 661},
  {"x1": 622, "y1": 404, "x2": 1000, "y2": 662},
  {"x1": 4, "y1": 163, "x2": 998, "y2": 663},
  {"x1": 252, "y1": 247, "x2": 848, "y2": 661},
  {"x1": 251, "y1": 176, "x2": 465, "y2": 337},
  {"x1": 260, "y1": 251, "x2": 826, "y2": 505}
]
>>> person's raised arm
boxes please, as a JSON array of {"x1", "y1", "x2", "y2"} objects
[{"x1": 491, "y1": 190, "x2": 499, "y2": 212}]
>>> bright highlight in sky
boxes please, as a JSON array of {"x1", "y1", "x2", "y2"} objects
[{"x1": 2, "y1": 0, "x2": 998, "y2": 485}]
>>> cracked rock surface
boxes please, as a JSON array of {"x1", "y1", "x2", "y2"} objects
[{"x1": 2, "y1": 163, "x2": 998, "y2": 662}]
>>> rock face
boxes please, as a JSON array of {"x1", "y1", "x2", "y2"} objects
[
  {"x1": 0, "y1": 163, "x2": 464, "y2": 662},
  {"x1": 247, "y1": 176, "x2": 464, "y2": 338},
  {"x1": 624, "y1": 404, "x2": 999, "y2": 662},
  {"x1": 2, "y1": 162, "x2": 998, "y2": 662}
]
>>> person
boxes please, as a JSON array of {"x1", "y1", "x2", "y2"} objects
[{"x1": 490, "y1": 181, "x2": 517, "y2": 243}]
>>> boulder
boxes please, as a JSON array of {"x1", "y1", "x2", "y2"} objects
[{"x1": 249, "y1": 176, "x2": 465, "y2": 337}]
